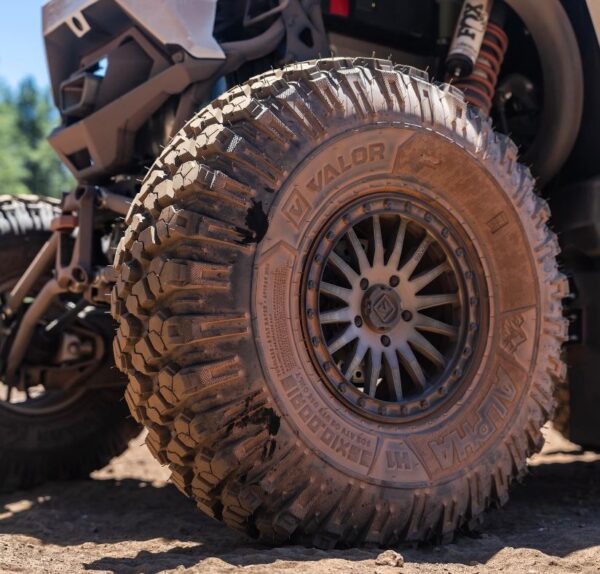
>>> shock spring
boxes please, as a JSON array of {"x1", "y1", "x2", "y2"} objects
[{"x1": 452, "y1": 21, "x2": 509, "y2": 115}]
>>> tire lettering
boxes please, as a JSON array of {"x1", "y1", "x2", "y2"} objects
[
  {"x1": 282, "y1": 372, "x2": 375, "y2": 468},
  {"x1": 429, "y1": 364, "x2": 517, "y2": 469},
  {"x1": 306, "y1": 143, "x2": 385, "y2": 193}
]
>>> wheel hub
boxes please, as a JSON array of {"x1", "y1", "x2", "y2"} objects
[
  {"x1": 301, "y1": 193, "x2": 482, "y2": 420},
  {"x1": 361, "y1": 285, "x2": 401, "y2": 332}
]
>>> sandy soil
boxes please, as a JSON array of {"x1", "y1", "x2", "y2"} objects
[{"x1": 1, "y1": 425, "x2": 599, "y2": 574}]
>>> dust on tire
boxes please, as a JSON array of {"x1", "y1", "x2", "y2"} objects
[{"x1": 111, "y1": 58, "x2": 568, "y2": 546}]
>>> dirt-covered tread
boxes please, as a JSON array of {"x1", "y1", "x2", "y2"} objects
[
  {"x1": 111, "y1": 58, "x2": 568, "y2": 546},
  {"x1": 0, "y1": 194, "x2": 60, "y2": 236}
]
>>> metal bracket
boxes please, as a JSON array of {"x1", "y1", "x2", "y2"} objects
[
  {"x1": 66, "y1": 11, "x2": 91, "y2": 38},
  {"x1": 1, "y1": 185, "x2": 131, "y2": 384}
]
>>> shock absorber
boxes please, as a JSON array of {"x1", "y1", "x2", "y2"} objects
[{"x1": 446, "y1": 1, "x2": 509, "y2": 115}]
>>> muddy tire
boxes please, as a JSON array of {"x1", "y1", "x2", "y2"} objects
[
  {"x1": 0, "y1": 195, "x2": 140, "y2": 493},
  {"x1": 111, "y1": 58, "x2": 568, "y2": 545}
]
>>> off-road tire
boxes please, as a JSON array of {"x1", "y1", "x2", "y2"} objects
[
  {"x1": 111, "y1": 58, "x2": 568, "y2": 546},
  {"x1": 0, "y1": 195, "x2": 140, "y2": 493}
]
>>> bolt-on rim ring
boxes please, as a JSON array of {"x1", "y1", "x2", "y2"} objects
[{"x1": 301, "y1": 193, "x2": 484, "y2": 421}]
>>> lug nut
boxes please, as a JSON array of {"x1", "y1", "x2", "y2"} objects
[
  {"x1": 360, "y1": 278, "x2": 369, "y2": 290},
  {"x1": 402, "y1": 310, "x2": 413, "y2": 322},
  {"x1": 354, "y1": 316, "x2": 363, "y2": 328},
  {"x1": 389, "y1": 275, "x2": 399, "y2": 287},
  {"x1": 381, "y1": 335, "x2": 391, "y2": 347}
]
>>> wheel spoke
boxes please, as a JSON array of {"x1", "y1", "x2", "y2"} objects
[
  {"x1": 400, "y1": 235, "x2": 432, "y2": 279},
  {"x1": 372, "y1": 215, "x2": 384, "y2": 267},
  {"x1": 319, "y1": 307, "x2": 353, "y2": 324},
  {"x1": 415, "y1": 292, "x2": 458, "y2": 311},
  {"x1": 346, "y1": 228, "x2": 370, "y2": 274},
  {"x1": 384, "y1": 349, "x2": 403, "y2": 400},
  {"x1": 344, "y1": 341, "x2": 368, "y2": 379},
  {"x1": 328, "y1": 251, "x2": 359, "y2": 284},
  {"x1": 365, "y1": 349, "x2": 382, "y2": 397},
  {"x1": 387, "y1": 218, "x2": 408, "y2": 270},
  {"x1": 415, "y1": 313, "x2": 458, "y2": 338},
  {"x1": 320, "y1": 281, "x2": 353, "y2": 304},
  {"x1": 408, "y1": 331, "x2": 446, "y2": 368},
  {"x1": 328, "y1": 325, "x2": 358, "y2": 355},
  {"x1": 398, "y1": 342, "x2": 427, "y2": 390},
  {"x1": 410, "y1": 261, "x2": 450, "y2": 293}
]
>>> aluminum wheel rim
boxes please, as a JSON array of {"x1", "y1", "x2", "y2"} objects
[{"x1": 302, "y1": 193, "x2": 483, "y2": 420}]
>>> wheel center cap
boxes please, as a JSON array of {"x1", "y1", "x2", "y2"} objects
[{"x1": 361, "y1": 285, "x2": 401, "y2": 332}]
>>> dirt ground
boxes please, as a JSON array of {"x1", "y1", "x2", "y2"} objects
[{"x1": 1, "y1": 425, "x2": 599, "y2": 574}]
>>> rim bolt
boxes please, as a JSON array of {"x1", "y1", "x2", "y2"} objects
[
  {"x1": 389, "y1": 275, "x2": 400, "y2": 287},
  {"x1": 311, "y1": 336, "x2": 320, "y2": 346},
  {"x1": 354, "y1": 316, "x2": 363, "y2": 328},
  {"x1": 360, "y1": 278, "x2": 369, "y2": 290},
  {"x1": 308, "y1": 280, "x2": 315, "y2": 289},
  {"x1": 401, "y1": 310, "x2": 413, "y2": 322},
  {"x1": 381, "y1": 335, "x2": 391, "y2": 347},
  {"x1": 307, "y1": 308, "x2": 315, "y2": 318},
  {"x1": 326, "y1": 230, "x2": 334, "y2": 240}
]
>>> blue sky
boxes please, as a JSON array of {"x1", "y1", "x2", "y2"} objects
[{"x1": 0, "y1": 1, "x2": 49, "y2": 89}]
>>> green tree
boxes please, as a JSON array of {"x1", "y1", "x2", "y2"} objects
[
  {"x1": 0, "y1": 77, "x2": 74, "y2": 198},
  {"x1": 0, "y1": 83, "x2": 29, "y2": 196}
]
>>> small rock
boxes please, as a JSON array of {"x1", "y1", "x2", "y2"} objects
[{"x1": 375, "y1": 549, "x2": 405, "y2": 567}]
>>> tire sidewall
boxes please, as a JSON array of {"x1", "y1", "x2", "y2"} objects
[{"x1": 251, "y1": 122, "x2": 542, "y2": 488}]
